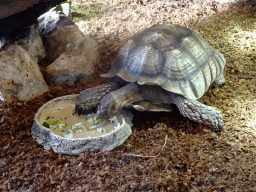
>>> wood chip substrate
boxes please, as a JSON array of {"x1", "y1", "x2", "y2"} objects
[{"x1": 0, "y1": 0, "x2": 256, "y2": 191}]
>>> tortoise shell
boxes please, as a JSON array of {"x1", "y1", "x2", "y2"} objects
[{"x1": 102, "y1": 24, "x2": 226, "y2": 100}]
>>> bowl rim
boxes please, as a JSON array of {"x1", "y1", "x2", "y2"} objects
[{"x1": 34, "y1": 94, "x2": 129, "y2": 140}]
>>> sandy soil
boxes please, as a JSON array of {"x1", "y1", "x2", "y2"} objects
[{"x1": 0, "y1": 0, "x2": 256, "y2": 191}]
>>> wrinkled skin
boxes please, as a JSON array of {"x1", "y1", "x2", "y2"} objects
[{"x1": 76, "y1": 81, "x2": 224, "y2": 132}]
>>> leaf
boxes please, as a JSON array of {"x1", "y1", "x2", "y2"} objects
[
  {"x1": 43, "y1": 122, "x2": 50, "y2": 128},
  {"x1": 50, "y1": 120, "x2": 59, "y2": 125}
]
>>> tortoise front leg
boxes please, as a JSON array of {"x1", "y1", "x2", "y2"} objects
[{"x1": 75, "y1": 81, "x2": 120, "y2": 115}]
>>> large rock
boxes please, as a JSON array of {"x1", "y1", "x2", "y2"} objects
[
  {"x1": 0, "y1": 44, "x2": 49, "y2": 101},
  {"x1": 0, "y1": 0, "x2": 65, "y2": 38},
  {"x1": 54, "y1": 0, "x2": 72, "y2": 17},
  {"x1": 0, "y1": 37, "x2": 8, "y2": 49},
  {"x1": 39, "y1": 11, "x2": 99, "y2": 86},
  {"x1": 45, "y1": 43, "x2": 98, "y2": 86},
  {"x1": 14, "y1": 24, "x2": 46, "y2": 62}
]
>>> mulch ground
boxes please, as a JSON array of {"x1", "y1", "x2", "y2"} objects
[{"x1": 1, "y1": 0, "x2": 256, "y2": 191}]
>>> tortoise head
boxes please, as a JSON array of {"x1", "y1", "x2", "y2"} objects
[{"x1": 96, "y1": 93, "x2": 123, "y2": 119}]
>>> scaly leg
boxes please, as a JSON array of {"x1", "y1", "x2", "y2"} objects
[
  {"x1": 75, "y1": 81, "x2": 120, "y2": 115},
  {"x1": 171, "y1": 93, "x2": 223, "y2": 132},
  {"x1": 215, "y1": 73, "x2": 226, "y2": 88}
]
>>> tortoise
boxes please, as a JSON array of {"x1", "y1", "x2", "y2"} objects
[{"x1": 76, "y1": 24, "x2": 226, "y2": 132}]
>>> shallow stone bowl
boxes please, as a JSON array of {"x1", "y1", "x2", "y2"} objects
[{"x1": 31, "y1": 94, "x2": 132, "y2": 155}]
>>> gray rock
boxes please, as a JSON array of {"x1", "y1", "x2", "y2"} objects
[
  {"x1": 38, "y1": 11, "x2": 99, "y2": 86},
  {"x1": 0, "y1": 37, "x2": 8, "y2": 50},
  {"x1": 0, "y1": 44, "x2": 49, "y2": 101},
  {"x1": 45, "y1": 41, "x2": 98, "y2": 86},
  {"x1": 14, "y1": 24, "x2": 46, "y2": 62},
  {"x1": 0, "y1": 0, "x2": 65, "y2": 37},
  {"x1": 54, "y1": 0, "x2": 72, "y2": 17}
]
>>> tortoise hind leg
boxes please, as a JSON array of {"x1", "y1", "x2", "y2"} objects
[
  {"x1": 215, "y1": 73, "x2": 226, "y2": 88},
  {"x1": 170, "y1": 94, "x2": 223, "y2": 132},
  {"x1": 75, "y1": 81, "x2": 120, "y2": 115}
]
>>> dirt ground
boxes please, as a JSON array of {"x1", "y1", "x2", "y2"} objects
[{"x1": 1, "y1": 0, "x2": 256, "y2": 191}]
